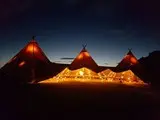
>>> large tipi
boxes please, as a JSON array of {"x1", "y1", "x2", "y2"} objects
[
  {"x1": 69, "y1": 45, "x2": 98, "y2": 72},
  {"x1": 1, "y1": 36, "x2": 52, "y2": 84},
  {"x1": 116, "y1": 49, "x2": 139, "y2": 71},
  {"x1": 7, "y1": 36, "x2": 50, "y2": 64},
  {"x1": 40, "y1": 46, "x2": 103, "y2": 83}
]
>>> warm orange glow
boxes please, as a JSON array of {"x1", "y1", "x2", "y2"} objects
[
  {"x1": 19, "y1": 61, "x2": 26, "y2": 67},
  {"x1": 39, "y1": 67, "x2": 147, "y2": 86},
  {"x1": 77, "y1": 54, "x2": 83, "y2": 59},
  {"x1": 84, "y1": 52, "x2": 90, "y2": 57},
  {"x1": 130, "y1": 57, "x2": 137, "y2": 64},
  {"x1": 39, "y1": 67, "x2": 103, "y2": 83},
  {"x1": 26, "y1": 44, "x2": 38, "y2": 53},
  {"x1": 124, "y1": 55, "x2": 138, "y2": 65},
  {"x1": 76, "y1": 52, "x2": 90, "y2": 60},
  {"x1": 79, "y1": 70, "x2": 84, "y2": 76}
]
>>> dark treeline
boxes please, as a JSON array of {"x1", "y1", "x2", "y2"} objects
[{"x1": 137, "y1": 51, "x2": 160, "y2": 87}]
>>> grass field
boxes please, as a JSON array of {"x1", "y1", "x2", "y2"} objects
[{"x1": 1, "y1": 82, "x2": 160, "y2": 120}]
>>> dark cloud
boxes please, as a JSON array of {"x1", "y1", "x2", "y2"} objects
[
  {"x1": 54, "y1": 61, "x2": 63, "y2": 63},
  {"x1": 54, "y1": 60, "x2": 72, "y2": 64},
  {"x1": 60, "y1": 57, "x2": 74, "y2": 60}
]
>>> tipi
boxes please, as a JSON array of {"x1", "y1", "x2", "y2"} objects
[
  {"x1": 69, "y1": 45, "x2": 98, "y2": 72},
  {"x1": 116, "y1": 49, "x2": 138, "y2": 71},
  {"x1": 1, "y1": 36, "x2": 52, "y2": 84},
  {"x1": 40, "y1": 46, "x2": 103, "y2": 83},
  {"x1": 7, "y1": 36, "x2": 50, "y2": 64}
]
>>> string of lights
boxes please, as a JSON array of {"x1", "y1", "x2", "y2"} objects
[{"x1": 39, "y1": 67, "x2": 146, "y2": 86}]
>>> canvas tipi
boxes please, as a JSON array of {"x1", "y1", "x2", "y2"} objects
[
  {"x1": 40, "y1": 46, "x2": 103, "y2": 83},
  {"x1": 7, "y1": 36, "x2": 50, "y2": 64},
  {"x1": 69, "y1": 45, "x2": 98, "y2": 72},
  {"x1": 116, "y1": 49, "x2": 138, "y2": 71},
  {"x1": 1, "y1": 36, "x2": 52, "y2": 84}
]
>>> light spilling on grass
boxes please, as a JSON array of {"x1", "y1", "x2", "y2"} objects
[{"x1": 39, "y1": 67, "x2": 147, "y2": 86}]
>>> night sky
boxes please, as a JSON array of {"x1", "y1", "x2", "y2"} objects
[{"x1": 0, "y1": 0, "x2": 160, "y2": 67}]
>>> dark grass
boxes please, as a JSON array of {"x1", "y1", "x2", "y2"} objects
[{"x1": 1, "y1": 82, "x2": 160, "y2": 120}]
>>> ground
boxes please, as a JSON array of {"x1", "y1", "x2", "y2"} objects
[{"x1": 1, "y1": 82, "x2": 160, "y2": 120}]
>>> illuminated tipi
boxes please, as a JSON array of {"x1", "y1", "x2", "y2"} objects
[
  {"x1": 69, "y1": 45, "x2": 98, "y2": 72},
  {"x1": 40, "y1": 45, "x2": 103, "y2": 83},
  {"x1": 98, "y1": 49, "x2": 146, "y2": 85},
  {"x1": 7, "y1": 36, "x2": 50, "y2": 64},
  {"x1": 116, "y1": 49, "x2": 138, "y2": 71},
  {"x1": 1, "y1": 36, "x2": 52, "y2": 83}
]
